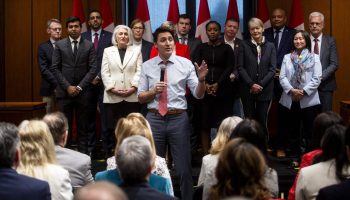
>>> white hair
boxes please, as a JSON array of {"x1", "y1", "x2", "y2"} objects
[
  {"x1": 111, "y1": 25, "x2": 133, "y2": 46},
  {"x1": 309, "y1": 12, "x2": 324, "y2": 22}
]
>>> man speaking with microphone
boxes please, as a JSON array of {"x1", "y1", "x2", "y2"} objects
[{"x1": 138, "y1": 26, "x2": 207, "y2": 200}]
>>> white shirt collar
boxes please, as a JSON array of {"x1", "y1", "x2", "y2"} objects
[{"x1": 69, "y1": 36, "x2": 81, "y2": 43}]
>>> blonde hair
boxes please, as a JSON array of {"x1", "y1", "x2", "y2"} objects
[
  {"x1": 114, "y1": 113, "x2": 156, "y2": 165},
  {"x1": 17, "y1": 120, "x2": 56, "y2": 178},
  {"x1": 210, "y1": 116, "x2": 242, "y2": 155},
  {"x1": 248, "y1": 17, "x2": 264, "y2": 29}
]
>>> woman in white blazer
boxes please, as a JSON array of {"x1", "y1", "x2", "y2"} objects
[
  {"x1": 279, "y1": 30, "x2": 322, "y2": 162},
  {"x1": 101, "y1": 25, "x2": 142, "y2": 136}
]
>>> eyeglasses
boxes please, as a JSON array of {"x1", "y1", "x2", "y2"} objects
[
  {"x1": 132, "y1": 27, "x2": 144, "y2": 30},
  {"x1": 50, "y1": 28, "x2": 62, "y2": 32}
]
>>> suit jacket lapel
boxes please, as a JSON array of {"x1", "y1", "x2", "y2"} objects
[
  {"x1": 66, "y1": 38, "x2": 75, "y2": 62},
  {"x1": 122, "y1": 47, "x2": 134, "y2": 68},
  {"x1": 111, "y1": 46, "x2": 123, "y2": 69},
  {"x1": 320, "y1": 35, "x2": 328, "y2": 60}
]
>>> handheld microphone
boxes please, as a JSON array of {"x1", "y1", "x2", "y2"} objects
[{"x1": 160, "y1": 64, "x2": 166, "y2": 82}]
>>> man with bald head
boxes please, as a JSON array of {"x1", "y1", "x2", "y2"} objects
[{"x1": 264, "y1": 8, "x2": 295, "y2": 158}]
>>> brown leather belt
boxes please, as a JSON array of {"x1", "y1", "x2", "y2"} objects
[{"x1": 148, "y1": 109, "x2": 185, "y2": 115}]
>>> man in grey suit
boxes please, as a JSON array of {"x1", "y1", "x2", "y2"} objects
[
  {"x1": 309, "y1": 11, "x2": 339, "y2": 112},
  {"x1": 43, "y1": 112, "x2": 94, "y2": 189},
  {"x1": 51, "y1": 16, "x2": 97, "y2": 154}
]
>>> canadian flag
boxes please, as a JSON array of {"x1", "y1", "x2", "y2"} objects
[
  {"x1": 100, "y1": 0, "x2": 115, "y2": 32},
  {"x1": 135, "y1": 0, "x2": 153, "y2": 42},
  {"x1": 72, "y1": 0, "x2": 87, "y2": 32},
  {"x1": 289, "y1": 0, "x2": 304, "y2": 30},
  {"x1": 226, "y1": 0, "x2": 242, "y2": 39},
  {"x1": 195, "y1": 0, "x2": 211, "y2": 43},
  {"x1": 167, "y1": 0, "x2": 179, "y2": 24},
  {"x1": 257, "y1": 0, "x2": 270, "y2": 29}
]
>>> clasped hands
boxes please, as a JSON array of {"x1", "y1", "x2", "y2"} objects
[
  {"x1": 290, "y1": 88, "x2": 304, "y2": 102},
  {"x1": 250, "y1": 84, "x2": 263, "y2": 94},
  {"x1": 206, "y1": 83, "x2": 218, "y2": 96},
  {"x1": 110, "y1": 87, "x2": 137, "y2": 97},
  {"x1": 67, "y1": 86, "x2": 81, "y2": 97}
]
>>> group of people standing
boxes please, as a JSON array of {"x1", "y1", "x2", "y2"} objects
[{"x1": 36, "y1": 7, "x2": 339, "y2": 200}]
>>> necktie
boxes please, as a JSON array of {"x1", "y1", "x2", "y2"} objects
[
  {"x1": 314, "y1": 38, "x2": 319, "y2": 54},
  {"x1": 274, "y1": 30, "x2": 280, "y2": 50},
  {"x1": 158, "y1": 61, "x2": 168, "y2": 116},
  {"x1": 73, "y1": 40, "x2": 78, "y2": 58},
  {"x1": 180, "y1": 37, "x2": 186, "y2": 44},
  {"x1": 93, "y1": 33, "x2": 99, "y2": 50}
]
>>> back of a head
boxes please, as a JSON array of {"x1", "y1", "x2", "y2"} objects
[
  {"x1": 318, "y1": 124, "x2": 346, "y2": 162},
  {"x1": 18, "y1": 120, "x2": 56, "y2": 167},
  {"x1": 211, "y1": 138, "x2": 269, "y2": 200},
  {"x1": 211, "y1": 116, "x2": 243, "y2": 154},
  {"x1": 116, "y1": 135, "x2": 153, "y2": 184},
  {"x1": 312, "y1": 111, "x2": 344, "y2": 149},
  {"x1": 75, "y1": 182, "x2": 127, "y2": 200},
  {"x1": 43, "y1": 112, "x2": 68, "y2": 144},
  {"x1": 0, "y1": 122, "x2": 19, "y2": 168},
  {"x1": 230, "y1": 119, "x2": 267, "y2": 155}
]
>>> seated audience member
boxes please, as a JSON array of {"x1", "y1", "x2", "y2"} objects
[
  {"x1": 197, "y1": 116, "x2": 242, "y2": 200},
  {"x1": 97, "y1": 114, "x2": 173, "y2": 195},
  {"x1": 116, "y1": 135, "x2": 177, "y2": 200},
  {"x1": 0, "y1": 122, "x2": 51, "y2": 200},
  {"x1": 75, "y1": 181, "x2": 127, "y2": 200},
  {"x1": 296, "y1": 124, "x2": 349, "y2": 200},
  {"x1": 316, "y1": 126, "x2": 350, "y2": 200},
  {"x1": 17, "y1": 120, "x2": 73, "y2": 200},
  {"x1": 288, "y1": 111, "x2": 344, "y2": 200},
  {"x1": 230, "y1": 119, "x2": 279, "y2": 198},
  {"x1": 43, "y1": 112, "x2": 94, "y2": 189},
  {"x1": 209, "y1": 138, "x2": 270, "y2": 200}
]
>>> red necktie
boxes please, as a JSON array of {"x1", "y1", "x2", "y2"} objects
[
  {"x1": 314, "y1": 38, "x2": 319, "y2": 54},
  {"x1": 94, "y1": 33, "x2": 99, "y2": 50},
  {"x1": 158, "y1": 61, "x2": 168, "y2": 116}
]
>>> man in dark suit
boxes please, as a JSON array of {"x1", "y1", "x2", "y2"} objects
[
  {"x1": 0, "y1": 122, "x2": 51, "y2": 200},
  {"x1": 309, "y1": 11, "x2": 339, "y2": 112},
  {"x1": 130, "y1": 18, "x2": 153, "y2": 62},
  {"x1": 51, "y1": 16, "x2": 97, "y2": 154},
  {"x1": 43, "y1": 112, "x2": 94, "y2": 189},
  {"x1": 175, "y1": 14, "x2": 201, "y2": 60},
  {"x1": 38, "y1": 18, "x2": 62, "y2": 113},
  {"x1": 117, "y1": 135, "x2": 177, "y2": 200},
  {"x1": 81, "y1": 10, "x2": 113, "y2": 157},
  {"x1": 264, "y1": 8, "x2": 295, "y2": 158},
  {"x1": 222, "y1": 17, "x2": 244, "y2": 118},
  {"x1": 264, "y1": 8, "x2": 295, "y2": 99}
]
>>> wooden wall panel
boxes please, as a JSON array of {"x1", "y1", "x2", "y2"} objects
[
  {"x1": 0, "y1": 0, "x2": 5, "y2": 101},
  {"x1": 332, "y1": 0, "x2": 350, "y2": 112},
  {"x1": 32, "y1": 0, "x2": 60, "y2": 101},
  {"x1": 5, "y1": 0, "x2": 32, "y2": 101}
]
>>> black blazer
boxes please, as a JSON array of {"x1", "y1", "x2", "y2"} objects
[
  {"x1": 38, "y1": 40, "x2": 57, "y2": 96},
  {"x1": 50, "y1": 37, "x2": 97, "y2": 98},
  {"x1": 264, "y1": 26, "x2": 295, "y2": 68},
  {"x1": 0, "y1": 168, "x2": 51, "y2": 200},
  {"x1": 122, "y1": 182, "x2": 177, "y2": 200},
  {"x1": 318, "y1": 35, "x2": 339, "y2": 91},
  {"x1": 81, "y1": 30, "x2": 112, "y2": 77},
  {"x1": 316, "y1": 179, "x2": 350, "y2": 200},
  {"x1": 141, "y1": 39, "x2": 153, "y2": 62},
  {"x1": 237, "y1": 39, "x2": 276, "y2": 101}
]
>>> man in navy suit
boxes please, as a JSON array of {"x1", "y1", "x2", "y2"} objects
[
  {"x1": 264, "y1": 8, "x2": 295, "y2": 158},
  {"x1": 309, "y1": 11, "x2": 339, "y2": 112},
  {"x1": 38, "y1": 18, "x2": 62, "y2": 113},
  {"x1": 0, "y1": 122, "x2": 51, "y2": 200},
  {"x1": 81, "y1": 10, "x2": 113, "y2": 158},
  {"x1": 51, "y1": 16, "x2": 97, "y2": 154}
]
